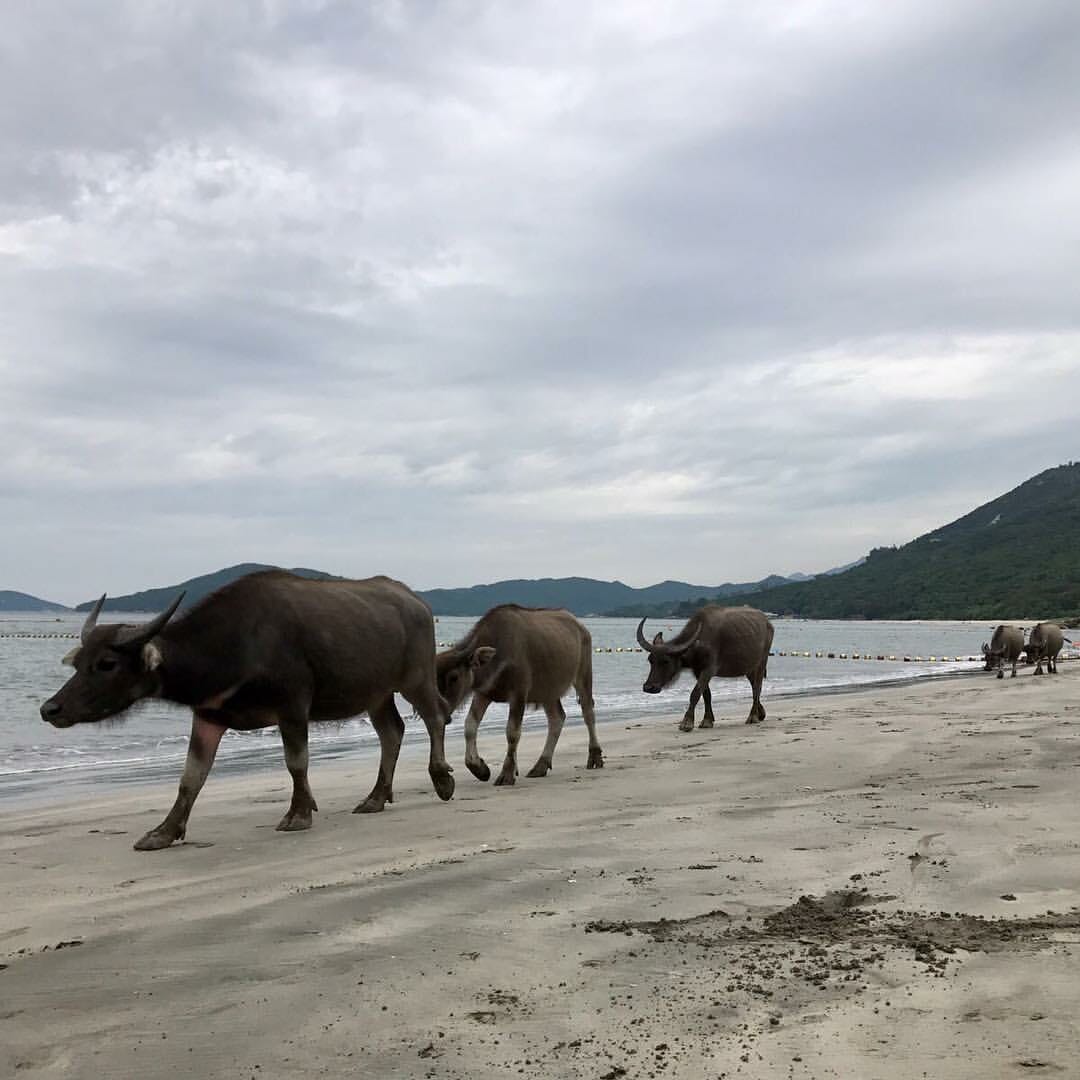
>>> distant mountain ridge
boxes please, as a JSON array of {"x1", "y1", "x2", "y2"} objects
[
  {"x1": 0, "y1": 590, "x2": 70, "y2": 612},
  {"x1": 420, "y1": 576, "x2": 779, "y2": 616},
  {"x1": 73, "y1": 564, "x2": 338, "y2": 613},
  {"x1": 73, "y1": 566, "x2": 812, "y2": 617},
  {"x1": 691, "y1": 463, "x2": 1080, "y2": 620}
]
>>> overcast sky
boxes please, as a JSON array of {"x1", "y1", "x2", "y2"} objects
[{"x1": 2, "y1": 1, "x2": 1078, "y2": 604}]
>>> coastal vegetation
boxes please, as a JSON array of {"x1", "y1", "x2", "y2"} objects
[{"x1": 673, "y1": 463, "x2": 1080, "y2": 622}]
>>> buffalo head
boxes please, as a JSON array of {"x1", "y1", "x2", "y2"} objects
[
  {"x1": 40, "y1": 593, "x2": 184, "y2": 727},
  {"x1": 435, "y1": 644, "x2": 497, "y2": 713},
  {"x1": 637, "y1": 618, "x2": 700, "y2": 693}
]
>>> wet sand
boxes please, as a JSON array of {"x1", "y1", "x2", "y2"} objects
[{"x1": 3, "y1": 667, "x2": 1080, "y2": 1078}]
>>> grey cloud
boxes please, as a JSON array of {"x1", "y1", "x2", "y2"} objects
[{"x1": 1, "y1": 1, "x2": 1078, "y2": 603}]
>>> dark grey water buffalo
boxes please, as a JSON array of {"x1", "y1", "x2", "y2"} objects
[
  {"x1": 637, "y1": 605, "x2": 774, "y2": 731},
  {"x1": 435, "y1": 605, "x2": 603, "y2": 786},
  {"x1": 1025, "y1": 622, "x2": 1066, "y2": 675},
  {"x1": 40, "y1": 571, "x2": 454, "y2": 850},
  {"x1": 981, "y1": 624, "x2": 1024, "y2": 679}
]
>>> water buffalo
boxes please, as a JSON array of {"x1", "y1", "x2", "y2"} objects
[
  {"x1": 981, "y1": 624, "x2": 1024, "y2": 679},
  {"x1": 435, "y1": 605, "x2": 603, "y2": 786},
  {"x1": 637, "y1": 605, "x2": 774, "y2": 731},
  {"x1": 40, "y1": 571, "x2": 454, "y2": 850},
  {"x1": 1025, "y1": 622, "x2": 1066, "y2": 675}
]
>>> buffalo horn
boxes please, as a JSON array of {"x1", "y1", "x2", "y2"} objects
[
  {"x1": 636, "y1": 618, "x2": 659, "y2": 653},
  {"x1": 636, "y1": 618, "x2": 700, "y2": 656},
  {"x1": 81, "y1": 594, "x2": 107, "y2": 644},
  {"x1": 114, "y1": 592, "x2": 186, "y2": 649}
]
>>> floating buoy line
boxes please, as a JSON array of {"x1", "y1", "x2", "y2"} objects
[{"x1": 5, "y1": 633, "x2": 1078, "y2": 664}]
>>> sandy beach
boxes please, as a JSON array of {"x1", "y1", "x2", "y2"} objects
[{"x1": 4, "y1": 668, "x2": 1080, "y2": 1079}]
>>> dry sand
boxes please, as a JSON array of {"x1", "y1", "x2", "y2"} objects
[{"x1": 4, "y1": 668, "x2": 1080, "y2": 1079}]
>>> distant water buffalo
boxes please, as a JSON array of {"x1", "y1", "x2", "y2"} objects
[
  {"x1": 436, "y1": 605, "x2": 603, "y2": 786},
  {"x1": 40, "y1": 571, "x2": 454, "y2": 850},
  {"x1": 1025, "y1": 622, "x2": 1066, "y2": 675},
  {"x1": 637, "y1": 605, "x2": 774, "y2": 731},
  {"x1": 982, "y1": 625, "x2": 1024, "y2": 679}
]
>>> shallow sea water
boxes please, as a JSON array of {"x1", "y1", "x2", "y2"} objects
[{"x1": 0, "y1": 612, "x2": 1031, "y2": 803}]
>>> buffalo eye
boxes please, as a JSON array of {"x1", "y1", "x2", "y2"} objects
[{"x1": 95, "y1": 656, "x2": 119, "y2": 673}]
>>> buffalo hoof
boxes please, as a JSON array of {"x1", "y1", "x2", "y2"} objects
[
  {"x1": 745, "y1": 715, "x2": 763, "y2": 724},
  {"x1": 431, "y1": 768, "x2": 455, "y2": 801},
  {"x1": 587, "y1": 748, "x2": 604, "y2": 770},
  {"x1": 276, "y1": 811, "x2": 313, "y2": 832},
  {"x1": 133, "y1": 827, "x2": 182, "y2": 851},
  {"x1": 997, "y1": 671, "x2": 1004, "y2": 679},
  {"x1": 526, "y1": 759, "x2": 551, "y2": 778},
  {"x1": 699, "y1": 717, "x2": 715, "y2": 729},
  {"x1": 494, "y1": 769, "x2": 517, "y2": 787},
  {"x1": 1033, "y1": 668, "x2": 1044, "y2": 676},
  {"x1": 467, "y1": 759, "x2": 492, "y2": 782},
  {"x1": 353, "y1": 796, "x2": 388, "y2": 813},
  {"x1": 678, "y1": 719, "x2": 694, "y2": 733}
]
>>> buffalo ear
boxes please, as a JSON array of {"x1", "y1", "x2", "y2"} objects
[
  {"x1": 981, "y1": 643, "x2": 989, "y2": 655},
  {"x1": 471, "y1": 646, "x2": 496, "y2": 670},
  {"x1": 652, "y1": 632, "x2": 665, "y2": 646},
  {"x1": 62, "y1": 646, "x2": 81, "y2": 667},
  {"x1": 142, "y1": 642, "x2": 164, "y2": 671}
]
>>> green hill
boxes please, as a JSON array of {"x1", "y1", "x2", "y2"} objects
[
  {"x1": 705, "y1": 463, "x2": 1080, "y2": 620},
  {"x1": 420, "y1": 576, "x2": 782, "y2": 616},
  {"x1": 79, "y1": 569, "x2": 793, "y2": 617},
  {"x1": 600, "y1": 575, "x2": 795, "y2": 618},
  {"x1": 0, "y1": 590, "x2": 70, "y2": 612},
  {"x1": 74, "y1": 564, "x2": 339, "y2": 612}
]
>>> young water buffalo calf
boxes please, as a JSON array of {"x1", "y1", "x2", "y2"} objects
[
  {"x1": 436, "y1": 605, "x2": 603, "y2": 786},
  {"x1": 41, "y1": 571, "x2": 454, "y2": 850},
  {"x1": 638, "y1": 605, "x2": 774, "y2": 731}
]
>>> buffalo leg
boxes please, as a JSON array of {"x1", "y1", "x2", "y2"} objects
[
  {"x1": 401, "y1": 683, "x2": 455, "y2": 802},
  {"x1": 527, "y1": 700, "x2": 565, "y2": 778},
  {"x1": 354, "y1": 697, "x2": 404, "y2": 813},
  {"x1": 464, "y1": 693, "x2": 494, "y2": 782},
  {"x1": 681, "y1": 673, "x2": 712, "y2": 732},
  {"x1": 699, "y1": 683, "x2": 715, "y2": 728},
  {"x1": 495, "y1": 698, "x2": 525, "y2": 786},
  {"x1": 577, "y1": 680, "x2": 604, "y2": 770},
  {"x1": 747, "y1": 664, "x2": 767, "y2": 723},
  {"x1": 134, "y1": 714, "x2": 226, "y2": 851},
  {"x1": 276, "y1": 719, "x2": 318, "y2": 831}
]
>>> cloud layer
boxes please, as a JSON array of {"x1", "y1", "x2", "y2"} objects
[{"x1": 2, "y1": 1, "x2": 1078, "y2": 603}]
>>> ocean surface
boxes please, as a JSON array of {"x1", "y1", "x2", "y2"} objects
[{"x1": 0, "y1": 612, "x2": 1039, "y2": 804}]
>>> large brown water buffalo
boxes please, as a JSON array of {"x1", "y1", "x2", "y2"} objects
[
  {"x1": 982, "y1": 624, "x2": 1024, "y2": 679},
  {"x1": 1025, "y1": 622, "x2": 1066, "y2": 675},
  {"x1": 637, "y1": 605, "x2": 774, "y2": 731},
  {"x1": 40, "y1": 571, "x2": 454, "y2": 850},
  {"x1": 435, "y1": 605, "x2": 603, "y2": 786}
]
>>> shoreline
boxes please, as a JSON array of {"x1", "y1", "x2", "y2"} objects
[
  {"x1": 1, "y1": 664, "x2": 989, "y2": 810},
  {"x1": 5, "y1": 667, "x2": 1080, "y2": 1077}
]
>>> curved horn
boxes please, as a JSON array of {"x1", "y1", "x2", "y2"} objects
[
  {"x1": 81, "y1": 594, "x2": 106, "y2": 644},
  {"x1": 114, "y1": 592, "x2": 186, "y2": 648},
  {"x1": 637, "y1": 618, "x2": 659, "y2": 653},
  {"x1": 637, "y1": 618, "x2": 700, "y2": 656}
]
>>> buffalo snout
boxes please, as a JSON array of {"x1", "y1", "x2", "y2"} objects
[
  {"x1": 642, "y1": 682, "x2": 662, "y2": 694},
  {"x1": 40, "y1": 699, "x2": 68, "y2": 726}
]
